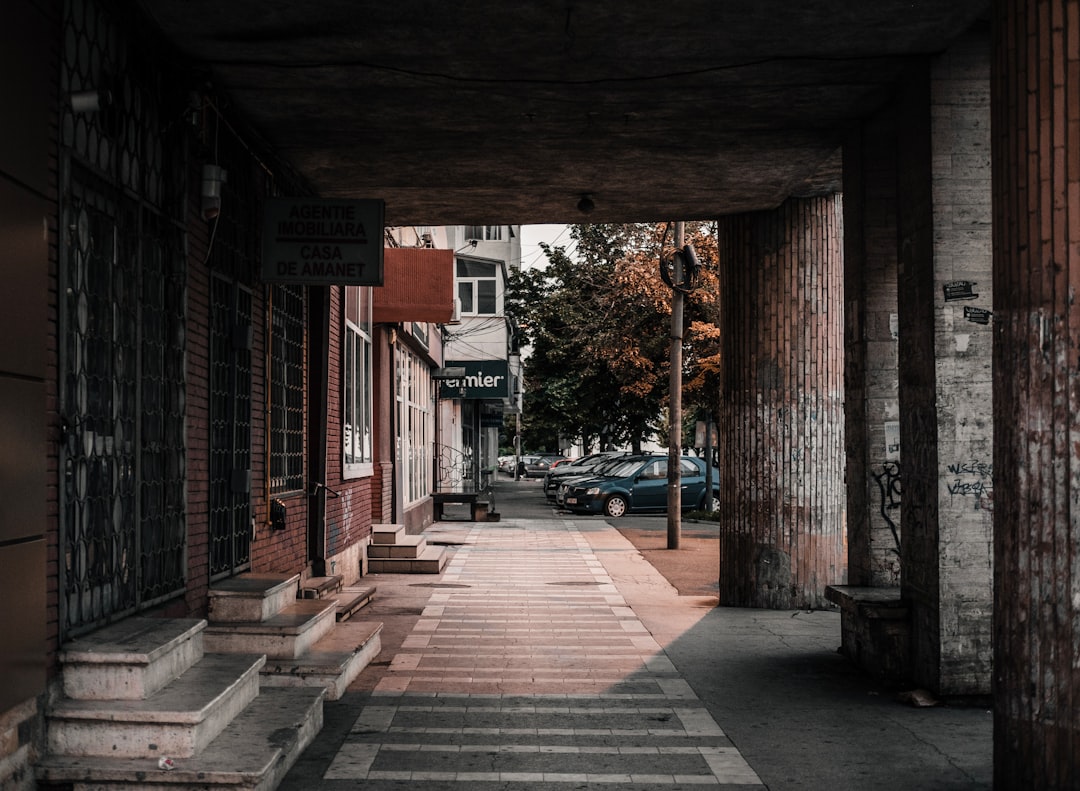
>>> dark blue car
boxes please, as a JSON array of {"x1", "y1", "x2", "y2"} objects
[{"x1": 562, "y1": 455, "x2": 720, "y2": 517}]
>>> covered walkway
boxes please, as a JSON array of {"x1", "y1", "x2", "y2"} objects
[{"x1": 280, "y1": 483, "x2": 992, "y2": 790}]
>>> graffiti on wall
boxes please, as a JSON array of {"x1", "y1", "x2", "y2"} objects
[
  {"x1": 872, "y1": 461, "x2": 902, "y2": 556},
  {"x1": 946, "y1": 459, "x2": 993, "y2": 511}
]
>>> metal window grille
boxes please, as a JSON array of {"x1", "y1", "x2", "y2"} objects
[
  {"x1": 58, "y1": 0, "x2": 187, "y2": 637},
  {"x1": 270, "y1": 284, "x2": 306, "y2": 493},
  {"x1": 203, "y1": 123, "x2": 259, "y2": 578},
  {"x1": 208, "y1": 277, "x2": 253, "y2": 578}
]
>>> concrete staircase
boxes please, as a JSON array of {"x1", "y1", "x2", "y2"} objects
[
  {"x1": 203, "y1": 572, "x2": 383, "y2": 701},
  {"x1": 366, "y1": 523, "x2": 448, "y2": 573},
  {"x1": 298, "y1": 574, "x2": 376, "y2": 622},
  {"x1": 36, "y1": 617, "x2": 323, "y2": 790}
]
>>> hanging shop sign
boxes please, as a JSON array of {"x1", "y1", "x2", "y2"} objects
[
  {"x1": 440, "y1": 359, "x2": 510, "y2": 400},
  {"x1": 262, "y1": 198, "x2": 385, "y2": 286}
]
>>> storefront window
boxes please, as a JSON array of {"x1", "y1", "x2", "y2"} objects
[{"x1": 343, "y1": 287, "x2": 373, "y2": 477}]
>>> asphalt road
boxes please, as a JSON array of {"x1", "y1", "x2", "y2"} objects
[{"x1": 490, "y1": 472, "x2": 720, "y2": 599}]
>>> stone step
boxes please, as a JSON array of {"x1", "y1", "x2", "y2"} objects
[
  {"x1": 59, "y1": 618, "x2": 206, "y2": 701},
  {"x1": 48, "y1": 653, "x2": 264, "y2": 759},
  {"x1": 261, "y1": 620, "x2": 383, "y2": 700},
  {"x1": 370, "y1": 524, "x2": 406, "y2": 545},
  {"x1": 367, "y1": 545, "x2": 447, "y2": 574},
  {"x1": 330, "y1": 585, "x2": 376, "y2": 622},
  {"x1": 36, "y1": 686, "x2": 324, "y2": 791},
  {"x1": 299, "y1": 575, "x2": 343, "y2": 599},
  {"x1": 366, "y1": 534, "x2": 427, "y2": 559},
  {"x1": 207, "y1": 573, "x2": 300, "y2": 623},
  {"x1": 203, "y1": 600, "x2": 337, "y2": 660}
]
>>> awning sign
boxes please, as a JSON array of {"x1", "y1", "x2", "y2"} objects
[
  {"x1": 262, "y1": 198, "x2": 385, "y2": 286},
  {"x1": 441, "y1": 359, "x2": 510, "y2": 399}
]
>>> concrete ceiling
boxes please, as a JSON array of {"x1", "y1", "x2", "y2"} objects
[{"x1": 137, "y1": 1, "x2": 990, "y2": 227}]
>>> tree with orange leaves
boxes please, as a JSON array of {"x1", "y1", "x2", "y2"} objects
[{"x1": 508, "y1": 222, "x2": 720, "y2": 453}]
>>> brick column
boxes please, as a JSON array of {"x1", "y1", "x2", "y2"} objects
[
  {"x1": 992, "y1": 0, "x2": 1080, "y2": 785},
  {"x1": 716, "y1": 195, "x2": 846, "y2": 610}
]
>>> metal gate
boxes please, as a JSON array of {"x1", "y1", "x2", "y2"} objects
[
  {"x1": 59, "y1": 166, "x2": 187, "y2": 636},
  {"x1": 58, "y1": 0, "x2": 189, "y2": 638}
]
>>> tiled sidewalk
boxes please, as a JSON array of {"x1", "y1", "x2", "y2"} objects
[{"x1": 315, "y1": 519, "x2": 763, "y2": 788}]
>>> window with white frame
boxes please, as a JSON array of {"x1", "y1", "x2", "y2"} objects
[
  {"x1": 463, "y1": 225, "x2": 503, "y2": 241},
  {"x1": 343, "y1": 286, "x2": 373, "y2": 478},
  {"x1": 457, "y1": 258, "x2": 498, "y2": 316},
  {"x1": 396, "y1": 345, "x2": 433, "y2": 504}
]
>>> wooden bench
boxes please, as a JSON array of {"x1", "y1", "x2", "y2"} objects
[{"x1": 432, "y1": 486, "x2": 489, "y2": 521}]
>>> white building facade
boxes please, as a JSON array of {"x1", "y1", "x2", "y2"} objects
[{"x1": 438, "y1": 225, "x2": 522, "y2": 489}]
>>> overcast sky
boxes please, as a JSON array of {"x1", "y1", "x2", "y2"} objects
[{"x1": 518, "y1": 224, "x2": 573, "y2": 270}]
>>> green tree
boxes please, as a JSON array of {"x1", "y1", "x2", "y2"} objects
[{"x1": 508, "y1": 222, "x2": 721, "y2": 453}]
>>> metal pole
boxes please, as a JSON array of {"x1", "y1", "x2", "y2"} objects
[
  {"x1": 704, "y1": 409, "x2": 714, "y2": 512},
  {"x1": 514, "y1": 412, "x2": 521, "y2": 480},
  {"x1": 667, "y1": 222, "x2": 684, "y2": 549}
]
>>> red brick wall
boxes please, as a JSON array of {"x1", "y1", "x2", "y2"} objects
[
  {"x1": 41, "y1": 0, "x2": 61, "y2": 673},
  {"x1": 324, "y1": 285, "x2": 375, "y2": 559},
  {"x1": 183, "y1": 161, "x2": 212, "y2": 616}
]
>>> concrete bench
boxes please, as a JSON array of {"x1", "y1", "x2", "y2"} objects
[
  {"x1": 826, "y1": 585, "x2": 910, "y2": 682},
  {"x1": 432, "y1": 488, "x2": 489, "y2": 521}
]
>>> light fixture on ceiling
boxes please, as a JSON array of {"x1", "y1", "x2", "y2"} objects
[{"x1": 577, "y1": 194, "x2": 595, "y2": 214}]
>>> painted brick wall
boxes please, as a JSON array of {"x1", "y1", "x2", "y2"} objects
[
  {"x1": 896, "y1": 58, "x2": 943, "y2": 691},
  {"x1": 928, "y1": 31, "x2": 993, "y2": 695},
  {"x1": 897, "y1": 31, "x2": 993, "y2": 696},
  {"x1": 844, "y1": 106, "x2": 902, "y2": 587}
]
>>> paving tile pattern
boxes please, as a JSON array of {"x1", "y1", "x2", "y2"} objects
[{"x1": 321, "y1": 519, "x2": 763, "y2": 788}]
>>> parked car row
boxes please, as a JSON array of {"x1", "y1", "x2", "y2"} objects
[
  {"x1": 542, "y1": 452, "x2": 720, "y2": 517},
  {"x1": 497, "y1": 453, "x2": 569, "y2": 478},
  {"x1": 542, "y1": 451, "x2": 634, "y2": 501}
]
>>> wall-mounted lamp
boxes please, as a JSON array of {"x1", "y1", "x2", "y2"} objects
[
  {"x1": 70, "y1": 89, "x2": 111, "y2": 114},
  {"x1": 201, "y1": 164, "x2": 227, "y2": 220},
  {"x1": 577, "y1": 194, "x2": 595, "y2": 214}
]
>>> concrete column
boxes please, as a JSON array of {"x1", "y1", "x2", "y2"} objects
[
  {"x1": 844, "y1": 107, "x2": 903, "y2": 588},
  {"x1": 992, "y1": 0, "x2": 1080, "y2": 785},
  {"x1": 895, "y1": 32, "x2": 994, "y2": 696},
  {"x1": 716, "y1": 195, "x2": 846, "y2": 610}
]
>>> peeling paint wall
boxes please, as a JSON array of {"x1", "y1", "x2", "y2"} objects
[
  {"x1": 897, "y1": 31, "x2": 993, "y2": 695},
  {"x1": 844, "y1": 106, "x2": 903, "y2": 587}
]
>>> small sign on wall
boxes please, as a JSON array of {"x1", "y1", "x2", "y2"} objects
[
  {"x1": 440, "y1": 359, "x2": 511, "y2": 399},
  {"x1": 262, "y1": 198, "x2": 385, "y2": 286},
  {"x1": 884, "y1": 421, "x2": 900, "y2": 460},
  {"x1": 943, "y1": 280, "x2": 978, "y2": 301}
]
